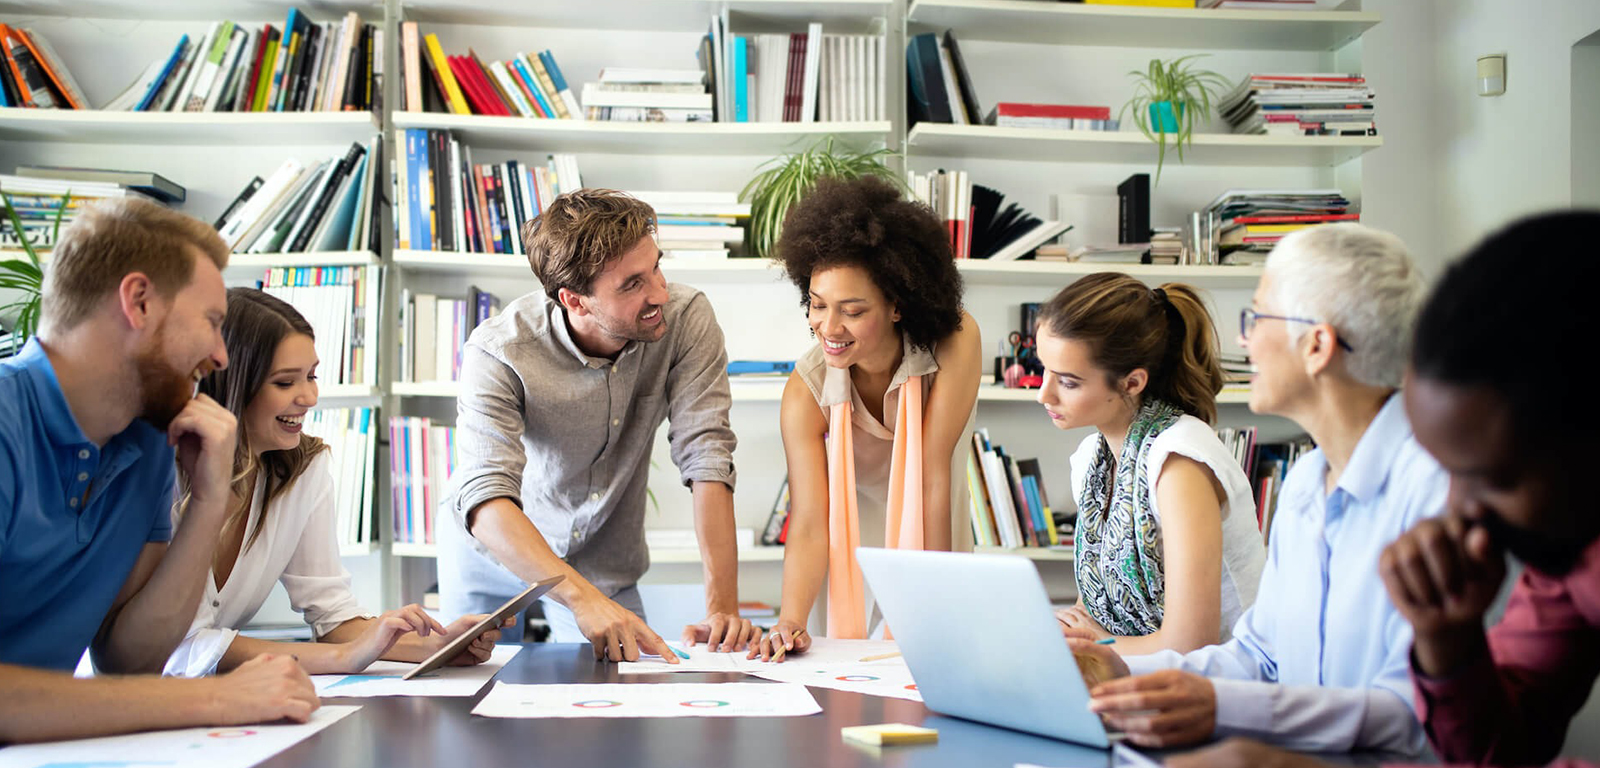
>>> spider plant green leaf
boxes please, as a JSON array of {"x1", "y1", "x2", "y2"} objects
[
  {"x1": 739, "y1": 136, "x2": 901, "y2": 259},
  {"x1": 1118, "y1": 54, "x2": 1230, "y2": 185},
  {"x1": 1, "y1": 189, "x2": 69, "y2": 352}
]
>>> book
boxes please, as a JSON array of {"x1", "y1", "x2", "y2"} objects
[
  {"x1": 1117, "y1": 173, "x2": 1151, "y2": 244},
  {"x1": 15, "y1": 166, "x2": 186, "y2": 204}
]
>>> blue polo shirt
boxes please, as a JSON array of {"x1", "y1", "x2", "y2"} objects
[{"x1": 0, "y1": 339, "x2": 175, "y2": 670}]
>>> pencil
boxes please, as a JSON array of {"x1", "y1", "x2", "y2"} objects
[
  {"x1": 858, "y1": 651, "x2": 902, "y2": 662},
  {"x1": 1094, "y1": 638, "x2": 1116, "y2": 645}
]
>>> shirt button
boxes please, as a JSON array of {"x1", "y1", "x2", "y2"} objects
[
  {"x1": 213, "y1": 600, "x2": 220, "y2": 607},
  {"x1": 612, "y1": 419, "x2": 619, "y2": 426},
  {"x1": 68, "y1": 497, "x2": 79, "y2": 508},
  {"x1": 78, "y1": 449, "x2": 90, "y2": 459},
  {"x1": 590, "y1": 492, "x2": 600, "y2": 501},
  {"x1": 77, "y1": 472, "x2": 89, "y2": 482}
]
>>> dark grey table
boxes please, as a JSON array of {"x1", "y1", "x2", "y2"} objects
[
  {"x1": 261, "y1": 643, "x2": 1407, "y2": 768},
  {"x1": 260, "y1": 642, "x2": 1114, "y2": 768}
]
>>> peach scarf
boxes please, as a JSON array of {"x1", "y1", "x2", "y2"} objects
[{"x1": 826, "y1": 376, "x2": 925, "y2": 639}]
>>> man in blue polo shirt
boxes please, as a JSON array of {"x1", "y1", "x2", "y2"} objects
[{"x1": 0, "y1": 198, "x2": 317, "y2": 743}]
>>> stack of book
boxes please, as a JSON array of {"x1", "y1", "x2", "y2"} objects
[
  {"x1": 397, "y1": 286, "x2": 501, "y2": 384},
  {"x1": 0, "y1": 173, "x2": 161, "y2": 250},
  {"x1": 984, "y1": 103, "x2": 1118, "y2": 131},
  {"x1": 1219, "y1": 73, "x2": 1377, "y2": 137},
  {"x1": 254, "y1": 265, "x2": 380, "y2": 389},
  {"x1": 967, "y1": 429, "x2": 1064, "y2": 550},
  {"x1": 1219, "y1": 353, "x2": 1253, "y2": 397},
  {"x1": 703, "y1": 17, "x2": 880, "y2": 123},
  {"x1": 1067, "y1": 244, "x2": 1151, "y2": 263},
  {"x1": 101, "y1": 12, "x2": 379, "y2": 113},
  {"x1": 397, "y1": 128, "x2": 581, "y2": 254},
  {"x1": 400, "y1": 26, "x2": 579, "y2": 118},
  {"x1": 906, "y1": 30, "x2": 984, "y2": 126},
  {"x1": 1205, "y1": 188, "x2": 1355, "y2": 263},
  {"x1": 0, "y1": 24, "x2": 88, "y2": 109},
  {"x1": 1202, "y1": 0, "x2": 1347, "y2": 9},
  {"x1": 1149, "y1": 228, "x2": 1183, "y2": 264},
  {"x1": 304, "y1": 407, "x2": 378, "y2": 549},
  {"x1": 624, "y1": 190, "x2": 749, "y2": 259},
  {"x1": 584, "y1": 68, "x2": 711, "y2": 123},
  {"x1": 388, "y1": 416, "x2": 458, "y2": 546},
  {"x1": 217, "y1": 141, "x2": 382, "y2": 256}
]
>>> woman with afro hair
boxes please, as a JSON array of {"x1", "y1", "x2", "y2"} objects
[{"x1": 750, "y1": 175, "x2": 982, "y2": 660}]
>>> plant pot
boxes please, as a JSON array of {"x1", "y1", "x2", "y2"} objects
[{"x1": 1148, "y1": 101, "x2": 1185, "y2": 134}]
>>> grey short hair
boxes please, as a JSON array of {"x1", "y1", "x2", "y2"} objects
[{"x1": 1264, "y1": 223, "x2": 1426, "y2": 388}]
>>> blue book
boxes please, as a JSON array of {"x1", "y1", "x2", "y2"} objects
[
  {"x1": 538, "y1": 49, "x2": 570, "y2": 93},
  {"x1": 733, "y1": 37, "x2": 748, "y2": 122},
  {"x1": 404, "y1": 129, "x2": 430, "y2": 250},
  {"x1": 510, "y1": 57, "x2": 555, "y2": 118},
  {"x1": 727, "y1": 360, "x2": 795, "y2": 375},
  {"x1": 274, "y1": 8, "x2": 309, "y2": 112},
  {"x1": 1021, "y1": 476, "x2": 1049, "y2": 544},
  {"x1": 137, "y1": 34, "x2": 190, "y2": 112}
]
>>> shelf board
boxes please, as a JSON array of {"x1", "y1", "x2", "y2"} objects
[
  {"x1": 392, "y1": 112, "x2": 890, "y2": 154},
  {"x1": 398, "y1": 0, "x2": 890, "y2": 31},
  {"x1": 0, "y1": 108, "x2": 379, "y2": 145},
  {"x1": 226, "y1": 251, "x2": 381, "y2": 270},
  {"x1": 316, "y1": 384, "x2": 382, "y2": 400},
  {"x1": 392, "y1": 250, "x2": 788, "y2": 283},
  {"x1": 392, "y1": 381, "x2": 464, "y2": 398},
  {"x1": 339, "y1": 541, "x2": 378, "y2": 558},
  {"x1": 907, "y1": 0, "x2": 1378, "y2": 51},
  {"x1": 394, "y1": 378, "x2": 790, "y2": 402},
  {"x1": 975, "y1": 545, "x2": 1075, "y2": 562},
  {"x1": 392, "y1": 543, "x2": 438, "y2": 558},
  {"x1": 0, "y1": 1, "x2": 382, "y2": 22},
  {"x1": 956, "y1": 258, "x2": 1264, "y2": 288},
  {"x1": 909, "y1": 123, "x2": 1380, "y2": 167},
  {"x1": 976, "y1": 385, "x2": 1252, "y2": 405},
  {"x1": 388, "y1": 542, "x2": 787, "y2": 563}
]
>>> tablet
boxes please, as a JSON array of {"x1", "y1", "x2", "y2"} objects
[{"x1": 402, "y1": 574, "x2": 565, "y2": 680}]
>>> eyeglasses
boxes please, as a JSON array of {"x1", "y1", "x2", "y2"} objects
[{"x1": 1239, "y1": 308, "x2": 1355, "y2": 352}]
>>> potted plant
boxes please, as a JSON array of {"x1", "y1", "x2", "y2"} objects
[
  {"x1": 740, "y1": 136, "x2": 901, "y2": 259},
  {"x1": 1120, "y1": 55, "x2": 1230, "y2": 184},
  {"x1": 0, "y1": 190, "x2": 67, "y2": 357}
]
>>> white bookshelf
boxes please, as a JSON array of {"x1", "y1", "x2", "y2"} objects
[
  {"x1": 391, "y1": 113, "x2": 893, "y2": 154},
  {"x1": 954, "y1": 259, "x2": 1264, "y2": 288},
  {"x1": 398, "y1": 0, "x2": 892, "y2": 31},
  {"x1": 908, "y1": 124, "x2": 1381, "y2": 167},
  {"x1": 315, "y1": 384, "x2": 383, "y2": 400},
  {"x1": 0, "y1": 108, "x2": 380, "y2": 146},
  {"x1": 906, "y1": 0, "x2": 1379, "y2": 51},
  {"x1": 226, "y1": 250, "x2": 382, "y2": 269},
  {"x1": 391, "y1": 379, "x2": 1254, "y2": 406}
]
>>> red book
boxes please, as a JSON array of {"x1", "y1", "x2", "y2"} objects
[
  {"x1": 993, "y1": 102, "x2": 1111, "y2": 120},
  {"x1": 447, "y1": 55, "x2": 502, "y2": 115},
  {"x1": 1231, "y1": 213, "x2": 1360, "y2": 224},
  {"x1": 240, "y1": 25, "x2": 272, "y2": 111},
  {"x1": 464, "y1": 56, "x2": 512, "y2": 116},
  {"x1": 783, "y1": 33, "x2": 803, "y2": 122},
  {"x1": 1249, "y1": 74, "x2": 1366, "y2": 84}
]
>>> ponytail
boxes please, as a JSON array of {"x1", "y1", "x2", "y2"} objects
[{"x1": 1038, "y1": 274, "x2": 1223, "y2": 423}]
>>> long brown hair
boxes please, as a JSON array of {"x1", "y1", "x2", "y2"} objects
[
  {"x1": 180, "y1": 288, "x2": 327, "y2": 550},
  {"x1": 1038, "y1": 273, "x2": 1223, "y2": 424}
]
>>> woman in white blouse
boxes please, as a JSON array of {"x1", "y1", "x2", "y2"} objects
[{"x1": 165, "y1": 288, "x2": 503, "y2": 677}]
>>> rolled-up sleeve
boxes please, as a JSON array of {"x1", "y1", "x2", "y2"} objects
[
  {"x1": 163, "y1": 626, "x2": 238, "y2": 678},
  {"x1": 664, "y1": 292, "x2": 736, "y2": 490},
  {"x1": 450, "y1": 342, "x2": 531, "y2": 529}
]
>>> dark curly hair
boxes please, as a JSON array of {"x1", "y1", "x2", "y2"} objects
[{"x1": 775, "y1": 175, "x2": 963, "y2": 351}]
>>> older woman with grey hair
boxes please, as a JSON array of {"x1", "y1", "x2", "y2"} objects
[{"x1": 1065, "y1": 223, "x2": 1449, "y2": 756}]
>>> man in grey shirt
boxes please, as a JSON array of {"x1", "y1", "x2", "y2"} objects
[{"x1": 439, "y1": 189, "x2": 757, "y2": 660}]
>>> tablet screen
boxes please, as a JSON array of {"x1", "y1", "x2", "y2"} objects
[{"x1": 401, "y1": 574, "x2": 565, "y2": 680}]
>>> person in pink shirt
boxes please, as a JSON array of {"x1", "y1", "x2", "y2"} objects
[{"x1": 1166, "y1": 212, "x2": 1600, "y2": 768}]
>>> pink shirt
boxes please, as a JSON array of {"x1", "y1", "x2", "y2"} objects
[{"x1": 1404, "y1": 535, "x2": 1600, "y2": 767}]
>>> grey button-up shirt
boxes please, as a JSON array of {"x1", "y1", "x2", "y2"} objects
[{"x1": 443, "y1": 283, "x2": 736, "y2": 596}]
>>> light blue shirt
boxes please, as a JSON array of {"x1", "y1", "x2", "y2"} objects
[
  {"x1": 1125, "y1": 394, "x2": 1446, "y2": 754},
  {"x1": 0, "y1": 339, "x2": 175, "y2": 671}
]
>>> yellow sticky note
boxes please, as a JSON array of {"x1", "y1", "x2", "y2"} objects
[{"x1": 841, "y1": 723, "x2": 939, "y2": 746}]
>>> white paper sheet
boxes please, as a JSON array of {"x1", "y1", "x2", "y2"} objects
[
  {"x1": 470, "y1": 681, "x2": 822, "y2": 719},
  {"x1": 0, "y1": 705, "x2": 357, "y2": 768},
  {"x1": 312, "y1": 644, "x2": 520, "y2": 698},
  {"x1": 744, "y1": 662, "x2": 923, "y2": 702},
  {"x1": 618, "y1": 638, "x2": 903, "y2": 675}
]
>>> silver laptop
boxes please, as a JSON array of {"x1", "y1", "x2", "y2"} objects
[{"x1": 856, "y1": 547, "x2": 1110, "y2": 749}]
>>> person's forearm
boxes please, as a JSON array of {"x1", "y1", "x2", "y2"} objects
[
  {"x1": 100, "y1": 498, "x2": 231, "y2": 673},
  {"x1": 921, "y1": 466, "x2": 953, "y2": 551},
  {"x1": 470, "y1": 498, "x2": 602, "y2": 609},
  {"x1": 309, "y1": 617, "x2": 441, "y2": 666},
  {"x1": 777, "y1": 517, "x2": 829, "y2": 626},
  {"x1": 216, "y1": 634, "x2": 354, "y2": 675},
  {"x1": 691, "y1": 481, "x2": 739, "y2": 615},
  {"x1": 0, "y1": 664, "x2": 224, "y2": 743},
  {"x1": 1412, "y1": 624, "x2": 1491, "y2": 679}
]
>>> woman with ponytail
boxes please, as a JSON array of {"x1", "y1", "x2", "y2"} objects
[{"x1": 1036, "y1": 274, "x2": 1264, "y2": 655}]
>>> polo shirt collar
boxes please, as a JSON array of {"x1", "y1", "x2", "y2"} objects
[
  {"x1": 544, "y1": 295, "x2": 625, "y2": 369},
  {"x1": 15, "y1": 339, "x2": 94, "y2": 450}
]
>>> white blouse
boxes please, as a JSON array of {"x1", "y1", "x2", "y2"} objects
[
  {"x1": 1069, "y1": 415, "x2": 1266, "y2": 641},
  {"x1": 164, "y1": 451, "x2": 371, "y2": 677}
]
